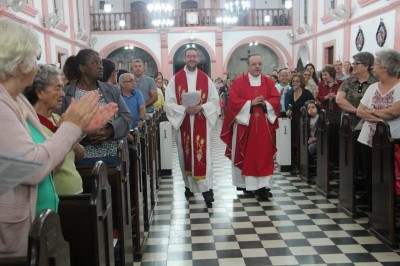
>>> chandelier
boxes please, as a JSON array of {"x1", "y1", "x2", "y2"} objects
[
  {"x1": 224, "y1": 1, "x2": 250, "y2": 15},
  {"x1": 147, "y1": 2, "x2": 174, "y2": 31},
  {"x1": 216, "y1": 1, "x2": 250, "y2": 28}
]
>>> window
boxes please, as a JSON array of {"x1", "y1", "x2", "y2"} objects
[{"x1": 303, "y1": 0, "x2": 308, "y2": 25}]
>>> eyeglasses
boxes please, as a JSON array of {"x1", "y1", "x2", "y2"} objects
[
  {"x1": 352, "y1": 62, "x2": 364, "y2": 66},
  {"x1": 123, "y1": 80, "x2": 135, "y2": 83},
  {"x1": 186, "y1": 55, "x2": 198, "y2": 59}
]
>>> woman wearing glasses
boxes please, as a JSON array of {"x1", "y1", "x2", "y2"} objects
[
  {"x1": 286, "y1": 73, "x2": 314, "y2": 175},
  {"x1": 356, "y1": 49, "x2": 400, "y2": 211},
  {"x1": 336, "y1": 52, "x2": 378, "y2": 127}
]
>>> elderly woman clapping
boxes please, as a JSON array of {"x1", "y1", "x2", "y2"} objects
[
  {"x1": 24, "y1": 64, "x2": 85, "y2": 196},
  {"x1": 0, "y1": 19, "x2": 118, "y2": 258}
]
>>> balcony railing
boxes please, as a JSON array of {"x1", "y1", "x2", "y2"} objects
[{"x1": 90, "y1": 8, "x2": 292, "y2": 31}]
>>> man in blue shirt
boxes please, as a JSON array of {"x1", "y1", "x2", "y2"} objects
[
  {"x1": 132, "y1": 59, "x2": 158, "y2": 114},
  {"x1": 120, "y1": 73, "x2": 146, "y2": 129}
]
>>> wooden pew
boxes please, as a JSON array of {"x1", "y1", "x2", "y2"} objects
[
  {"x1": 299, "y1": 106, "x2": 314, "y2": 183},
  {"x1": 338, "y1": 114, "x2": 358, "y2": 217},
  {"x1": 370, "y1": 121, "x2": 400, "y2": 248},
  {"x1": 58, "y1": 161, "x2": 114, "y2": 266},
  {"x1": 139, "y1": 122, "x2": 152, "y2": 231},
  {"x1": 315, "y1": 110, "x2": 329, "y2": 196},
  {"x1": 128, "y1": 129, "x2": 146, "y2": 260},
  {"x1": 76, "y1": 140, "x2": 133, "y2": 266},
  {"x1": 314, "y1": 110, "x2": 341, "y2": 198},
  {"x1": 148, "y1": 115, "x2": 158, "y2": 206},
  {"x1": 0, "y1": 210, "x2": 70, "y2": 266}
]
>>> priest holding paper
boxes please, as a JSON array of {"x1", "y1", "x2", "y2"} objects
[
  {"x1": 165, "y1": 47, "x2": 220, "y2": 204},
  {"x1": 221, "y1": 54, "x2": 280, "y2": 199}
]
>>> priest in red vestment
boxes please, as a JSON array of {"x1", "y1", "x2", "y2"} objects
[{"x1": 221, "y1": 54, "x2": 280, "y2": 199}]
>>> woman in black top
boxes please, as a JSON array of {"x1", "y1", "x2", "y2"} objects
[{"x1": 286, "y1": 73, "x2": 314, "y2": 175}]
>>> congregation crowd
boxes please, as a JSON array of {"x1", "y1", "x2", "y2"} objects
[{"x1": 1, "y1": 17, "x2": 400, "y2": 259}]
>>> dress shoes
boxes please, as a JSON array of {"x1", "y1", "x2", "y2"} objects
[
  {"x1": 236, "y1": 187, "x2": 251, "y2": 193},
  {"x1": 255, "y1": 187, "x2": 273, "y2": 199},
  {"x1": 184, "y1": 187, "x2": 194, "y2": 198},
  {"x1": 290, "y1": 167, "x2": 300, "y2": 175},
  {"x1": 202, "y1": 189, "x2": 214, "y2": 204}
]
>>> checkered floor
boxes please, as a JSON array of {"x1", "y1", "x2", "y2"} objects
[{"x1": 135, "y1": 119, "x2": 400, "y2": 266}]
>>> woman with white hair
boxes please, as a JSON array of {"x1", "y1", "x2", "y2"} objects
[
  {"x1": 357, "y1": 49, "x2": 400, "y2": 211},
  {"x1": 0, "y1": 19, "x2": 118, "y2": 257}
]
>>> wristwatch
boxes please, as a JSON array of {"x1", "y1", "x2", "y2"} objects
[
  {"x1": 200, "y1": 106, "x2": 204, "y2": 112},
  {"x1": 138, "y1": 118, "x2": 144, "y2": 121}
]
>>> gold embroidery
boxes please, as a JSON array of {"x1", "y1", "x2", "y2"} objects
[
  {"x1": 183, "y1": 131, "x2": 190, "y2": 158},
  {"x1": 195, "y1": 134, "x2": 205, "y2": 166}
]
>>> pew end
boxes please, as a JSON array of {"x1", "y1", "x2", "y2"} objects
[
  {"x1": 370, "y1": 121, "x2": 400, "y2": 248},
  {"x1": 59, "y1": 161, "x2": 115, "y2": 266}
]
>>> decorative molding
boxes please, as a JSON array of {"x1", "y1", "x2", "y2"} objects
[
  {"x1": 358, "y1": 0, "x2": 379, "y2": 8},
  {"x1": 224, "y1": 36, "x2": 291, "y2": 71},
  {"x1": 321, "y1": 14, "x2": 335, "y2": 24},
  {"x1": 56, "y1": 22, "x2": 68, "y2": 32},
  {"x1": 296, "y1": 1, "x2": 400, "y2": 44},
  {"x1": 21, "y1": 4, "x2": 39, "y2": 18}
]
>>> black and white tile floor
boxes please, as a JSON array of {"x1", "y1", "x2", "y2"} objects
[{"x1": 135, "y1": 119, "x2": 400, "y2": 266}]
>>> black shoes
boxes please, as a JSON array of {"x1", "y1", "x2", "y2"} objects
[
  {"x1": 255, "y1": 187, "x2": 273, "y2": 199},
  {"x1": 236, "y1": 187, "x2": 251, "y2": 193},
  {"x1": 202, "y1": 189, "x2": 214, "y2": 204},
  {"x1": 185, "y1": 188, "x2": 214, "y2": 204},
  {"x1": 184, "y1": 187, "x2": 194, "y2": 198},
  {"x1": 290, "y1": 167, "x2": 300, "y2": 175}
]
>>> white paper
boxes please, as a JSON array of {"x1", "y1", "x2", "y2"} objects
[
  {"x1": 182, "y1": 91, "x2": 201, "y2": 107},
  {"x1": 0, "y1": 152, "x2": 43, "y2": 196}
]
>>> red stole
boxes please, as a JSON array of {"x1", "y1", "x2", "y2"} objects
[
  {"x1": 175, "y1": 69, "x2": 209, "y2": 180},
  {"x1": 221, "y1": 74, "x2": 281, "y2": 177},
  {"x1": 37, "y1": 113, "x2": 58, "y2": 133}
]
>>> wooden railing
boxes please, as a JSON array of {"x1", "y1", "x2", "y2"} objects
[{"x1": 90, "y1": 8, "x2": 292, "y2": 31}]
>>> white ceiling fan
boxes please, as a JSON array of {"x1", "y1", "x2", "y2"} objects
[
  {"x1": 329, "y1": 4, "x2": 352, "y2": 21},
  {"x1": 0, "y1": 0, "x2": 25, "y2": 12},
  {"x1": 45, "y1": 12, "x2": 62, "y2": 28}
]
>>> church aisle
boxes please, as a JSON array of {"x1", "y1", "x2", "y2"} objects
[{"x1": 135, "y1": 119, "x2": 400, "y2": 266}]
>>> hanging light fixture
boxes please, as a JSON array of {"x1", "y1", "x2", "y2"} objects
[
  {"x1": 284, "y1": 0, "x2": 293, "y2": 9},
  {"x1": 104, "y1": 2, "x2": 112, "y2": 13},
  {"x1": 124, "y1": 44, "x2": 134, "y2": 50},
  {"x1": 224, "y1": 0, "x2": 250, "y2": 15},
  {"x1": 217, "y1": 1, "x2": 250, "y2": 28},
  {"x1": 249, "y1": 40, "x2": 258, "y2": 47},
  {"x1": 147, "y1": 2, "x2": 174, "y2": 31}
]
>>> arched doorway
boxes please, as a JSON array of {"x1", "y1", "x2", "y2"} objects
[
  {"x1": 297, "y1": 45, "x2": 309, "y2": 71},
  {"x1": 173, "y1": 43, "x2": 211, "y2": 76},
  {"x1": 227, "y1": 43, "x2": 280, "y2": 79},
  {"x1": 107, "y1": 46, "x2": 157, "y2": 77}
]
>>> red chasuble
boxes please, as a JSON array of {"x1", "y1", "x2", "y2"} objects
[
  {"x1": 221, "y1": 74, "x2": 280, "y2": 177},
  {"x1": 175, "y1": 69, "x2": 209, "y2": 180}
]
